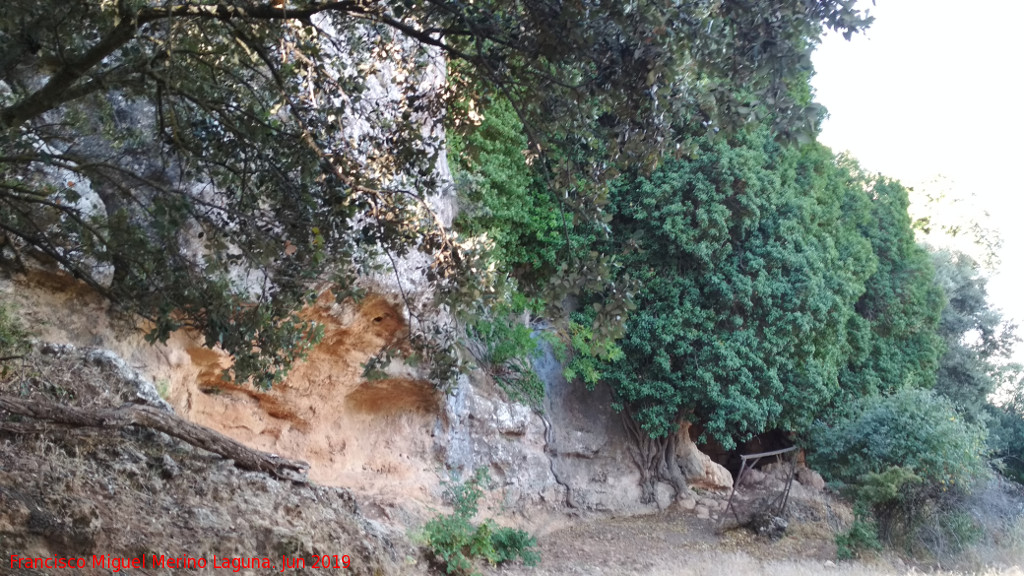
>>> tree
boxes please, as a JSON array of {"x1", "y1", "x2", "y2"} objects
[
  {"x1": 839, "y1": 176, "x2": 945, "y2": 400},
  {"x1": 929, "y1": 249, "x2": 1018, "y2": 420},
  {"x1": 447, "y1": 94, "x2": 568, "y2": 288},
  {"x1": 990, "y1": 379, "x2": 1024, "y2": 482},
  {"x1": 0, "y1": 0, "x2": 871, "y2": 386},
  {"x1": 924, "y1": 248, "x2": 1024, "y2": 482},
  {"x1": 595, "y1": 129, "x2": 877, "y2": 500}
]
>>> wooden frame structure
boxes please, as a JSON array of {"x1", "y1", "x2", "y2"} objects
[{"x1": 720, "y1": 445, "x2": 798, "y2": 528}]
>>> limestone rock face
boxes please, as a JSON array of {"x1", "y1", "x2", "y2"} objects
[
  {"x1": 5, "y1": 271, "x2": 667, "y2": 522},
  {"x1": 437, "y1": 337, "x2": 657, "y2": 515},
  {"x1": 83, "y1": 348, "x2": 173, "y2": 412},
  {"x1": 796, "y1": 466, "x2": 826, "y2": 491},
  {"x1": 438, "y1": 376, "x2": 565, "y2": 511},
  {"x1": 0, "y1": 345, "x2": 411, "y2": 575},
  {"x1": 494, "y1": 402, "x2": 532, "y2": 436},
  {"x1": 676, "y1": 422, "x2": 734, "y2": 491},
  {"x1": 654, "y1": 482, "x2": 676, "y2": 510},
  {"x1": 534, "y1": 340, "x2": 657, "y2": 514}
]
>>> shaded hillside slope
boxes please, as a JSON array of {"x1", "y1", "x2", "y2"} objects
[{"x1": 0, "y1": 344, "x2": 417, "y2": 576}]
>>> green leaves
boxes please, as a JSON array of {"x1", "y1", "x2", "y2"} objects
[
  {"x1": 808, "y1": 389, "x2": 989, "y2": 552},
  {"x1": 840, "y1": 177, "x2": 945, "y2": 399},
  {"x1": 463, "y1": 292, "x2": 545, "y2": 407},
  {"x1": 811, "y1": 388, "x2": 988, "y2": 491},
  {"x1": 420, "y1": 468, "x2": 540, "y2": 575},
  {"x1": 559, "y1": 311, "x2": 624, "y2": 390},
  {"x1": 0, "y1": 0, "x2": 872, "y2": 390},
  {"x1": 0, "y1": 302, "x2": 29, "y2": 367},
  {"x1": 929, "y1": 249, "x2": 1018, "y2": 420},
  {"x1": 449, "y1": 95, "x2": 567, "y2": 285},
  {"x1": 598, "y1": 130, "x2": 879, "y2": 446}
]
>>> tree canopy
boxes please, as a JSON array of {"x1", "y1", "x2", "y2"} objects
[
  {"x1": 838, "y1": 177, "x2": 945, "y2": 399},
  {"x1": 0, "y1": 0, "x2": 871, "y2": 385},
  {"x1": 601, "y1": 130, "x2": 877, "y2": 446},
  {"x1": 925, "y1": 248, "x2": 1024, "y2": 482},
  {"x1": 553, "y1": 126, "x2": 952, "y2": 500},
  {"x1": 929, "y1": 249, "x2": 1018, "y2": 419}
]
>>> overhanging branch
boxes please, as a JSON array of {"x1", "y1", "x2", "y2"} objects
[{"x1": 0, "y1": 1, "x2": 368, "y2": 130}]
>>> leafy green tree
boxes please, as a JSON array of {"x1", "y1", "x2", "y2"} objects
[
  {"x1": 990, "y1": 381, "x2": 1024, "y2": 482},
  {"x1": 924, "y1": 249, "x2": 1024, "y2": 483},
  {"x1": 928, "y1": 249, "x2": 1018, "y2": 420},
  {"x1": 598, "y1": 130, "x2": 876, "y2": 499},
  {"x1": 838, "y1": 176, "x2": 945, "y2": 399},
  {"x1": 810, "y1": 389, "x2": 987, "y2": 491},
  {"x1": 0, "y1": 0, "x2": 870, "y2": 386},
  {"x1": 448, "y1": 96, "x2": 565, "y2": 284}
]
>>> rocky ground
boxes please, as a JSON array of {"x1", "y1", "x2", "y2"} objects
[
  {"x1": 484, "y1": 494, "x2": 1024, "y2": 576},
  {"x1": 481, "y1": 476, "x2": 1024, "y2": 576},
  {"x1": 482, "y1": 480, "x2": 855, "y2": 576}
]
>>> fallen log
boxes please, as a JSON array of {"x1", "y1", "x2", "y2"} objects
[{"x1": 0, "y1": 395, "x2": 309, "y2": 482}]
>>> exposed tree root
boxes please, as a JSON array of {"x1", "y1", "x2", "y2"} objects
[
  {"x1": 0, "y1": 395, "x2": 309, "y2": 482},
  {"x1": 622, "y1": 410, "x2": 691, "y2": 503}
]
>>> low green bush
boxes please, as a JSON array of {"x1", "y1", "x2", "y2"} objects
[
  {"x1": 809, "y1": 388, "x2": 988, "y2": 555},
  {"x1": 836, "y1": 505, "x2": 882, "y2": 560},
  {"x1": 0, "y1": 301, "x2": 29, "y2": 377},
  {"x1": 988, "y1": 385, "x2": 1024, "y2": 484},
  {"x1": 420, "y1": 468, "x2": 540, "y2": 575},
  {"x1": 489, "y1": 525, "x2": 541, "y2": 566},
  {"x1": 464, "y1": 294, "x2": 544, "y2": 407},
  {"x1": 810, "y1": 389, "x2": 987, "y2": 490},
  {"x1": 0, "y1": 302, "x2": 28, "y2": 358}
]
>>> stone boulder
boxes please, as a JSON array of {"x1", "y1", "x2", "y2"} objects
[
  {"x1": 740, "y1": 468, "x2": 768, "y2": 487},
  {"x1": 796, "y1": 466, "x2": 826, "y2": 491},
  {"x1": 676, "y1": 422, "x2": 733, "y2": 491},
  {"x1": 748, "y1": 512, "x2": 788, "y2": 540}
]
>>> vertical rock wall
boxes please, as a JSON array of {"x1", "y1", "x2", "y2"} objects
[{"x1": 436, "y1": 338, "x2": 661, "y2": 516}]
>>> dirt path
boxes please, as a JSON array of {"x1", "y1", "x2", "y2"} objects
[
  {"x1": 481, "y1": 495, "x2": 1024, "y2": 576},
  {"x1": 487, "y1": 511, "x2": 718, "y2": 576},
  {"x1": 484, "y1": 505, "x2": 851, "y2": 576}
]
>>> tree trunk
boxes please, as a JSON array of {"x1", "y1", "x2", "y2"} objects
[
  {"x1": 0, "y1": 395, "x2": 309, "y2": 482},
  {"x1": 621, "y1": 409, "x2": 692, "y2": 503},
  {"x1": 660, "y1": 430, "x2": 691, "y2": 497},
  {"x1": 675, "y1": 420, "x2": 706, "y2": 478},
  {"x1": 92, "y1": 180, "x2": 133, "y2": 293}
]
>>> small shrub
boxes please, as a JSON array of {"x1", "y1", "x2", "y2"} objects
[
  {"x1": 810, "y1": 389, "x2": 987, "y2": 491},
  {"x1": 988, "y1": 386, "x2": 1024, "y2": 484},
  {"x1": 558, "y1": 311, "x2": 623, "y2": 389},
  {"x1": 939, "y1": 510, "x2": 982, "y2": 550},
  {"x1": 0, "y1": 302, "x2": 29, "y2": 376},
  {"x1": 810, "y1": 389, "x2": 989, "y2": 556},
  {"x1": 0, "y1": 302, "x2": 29, "y2": 358},
  {"x1": 836, "y1": 507, "x2": 882, "y2": 560},
  {"x1": 855, "y1": 466, "x2": 922, "y2": 507},
  {"x1": 465, "y1": 294, "x2": 545, "y2": 407},
  {"x1": 156, "y1": 378, "x2": 171, "y2": 400},
  {"x1": 490, "y1": 526, "x2": 540, "y2": 566},
  {"x1": 420, "y1": 468, "x2": 540, "y2": 575}
]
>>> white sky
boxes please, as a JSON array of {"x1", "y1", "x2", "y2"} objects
[{"x1": 812, "y1": 0, "x2": 1024, "y2": 361}]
